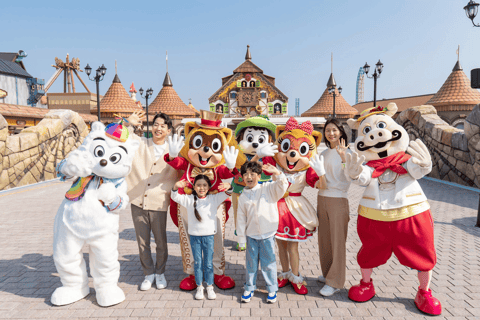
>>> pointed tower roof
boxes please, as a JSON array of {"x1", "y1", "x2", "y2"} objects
[
  {"x1": 302, "y1": 74, "x2": 357, "y2": 118},
  {"x1": 245, "y1": 45, "x2": 252, "y2": 60},
  {"x1": 99, "y1": 73, "x2": 143, "y2": 113},
  {"x1": 187, "y1": 99, "x2": 199, "y2": 115},
  {"x1": 427, "y1": 60, "x2": 480, "y2": 107},
  {"x1": 149, "y1": 72, "x2": 195, "y2": 118},
  {"x1": 233, "y1": 45, "x2": 263, "y2": 73},
  {"x1": 129, "y1": 82, "x2": 137, "y2": 93}
]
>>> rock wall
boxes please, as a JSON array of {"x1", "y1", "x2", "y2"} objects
[
  {"x1": 396, "y1": 105, "x2": 480, "y2": 188},
  {"x1": 0, "y1": 110, "x2": 89, "y2": 191}
]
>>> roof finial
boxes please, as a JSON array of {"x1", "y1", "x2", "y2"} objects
[
  {"x1": 115, "y1": 60, "x2": 117, "y2": 74},
  {"x1": 166, "y1": 50, "x2": 168, "y2": 73},
  {"x1": 189, "y1": 98, "x2": 192, "y2": 104},
  {"x1": 457, "y1": 45, "x2": 460, "y2": 62},
  {"x1": 245, "y1": 45, "x2": 252, "y2": 61},
  {"x1": 331, "y1": 52, "x2": 333, "y2": 73},
  {"x1": 453, "y1": 45, "x2": 463, "y2": 71}
]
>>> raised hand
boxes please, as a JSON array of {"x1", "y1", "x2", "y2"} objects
[
  {"x1": 345, "y1": 151, "x2": 365, "y2": 180},
  {"x1": 167, "y1": 134, "x2": 185, "y2": 158},
  {"x1": 218, "y1": 181, "x2": 232, "y2": 192},
  {"x1": 223, "y1": 146, "x2": 239, "y2": 170},
  {"x1": 256, "y1": 142, "x2": 278, "y2": 159},
  {"x1": 127, "y1": 111, "x2": 146, "y2": 127},
  {"x1": 336, "y1": 138, "x2": 349, "y2": 163},
  {"x1": 407, "y1": 139, "x2": 431, "y2": 167},
  {"x1": 262, "y1": 163, "x2": 281, "y2": 176},
  {"x1": 308, "y1": 154, "x2": 326, "y2": 176},
  {"x1": 174, "y1": 179, "x2": 188, "y2": 191}
]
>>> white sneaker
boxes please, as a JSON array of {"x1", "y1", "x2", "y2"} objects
[
  {"x1": 155, "y1": 273, "x2": 167, "y2": 289},
  {"x1": 318, "y1": 275, "x2": 326, "y2": 283},
  {"x1": 241, "y1": 290, "x2": 253, "y2": 303},
  {"x1": 195, "y1": 285, "x2": 204, "y2": 300},
  {"x1": 140, "y1": 274, "x2": 155, "y2": 291},
  {"x1": 319, "y1": 284, "x2": 340, "y2": 296},
  {"x1": 206, "y1": 285, "x2": 216, "y2": 300}
]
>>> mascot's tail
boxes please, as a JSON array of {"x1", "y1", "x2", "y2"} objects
[{"x1": 228, "y1": 138, "x2": 248, "y2": 170}]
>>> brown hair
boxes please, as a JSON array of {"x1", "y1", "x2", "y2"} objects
[
  {"x1": 323, "y1": 118, "x2": 348, "y2": 149},
  {"x1": 192, "y1": 174, "x2": 212, "y2": 222}
]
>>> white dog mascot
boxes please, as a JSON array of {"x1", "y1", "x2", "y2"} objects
[
  {"x1": 345, "y1": 103, "x2": 442, "y2": 316},
  {"x1": 51, "y1": 121, "x2": 139, "y2": 307}
]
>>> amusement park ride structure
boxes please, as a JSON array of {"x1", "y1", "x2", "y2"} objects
[{"x1": 355, "y1": 67, "x2": 365, "y2": 105}]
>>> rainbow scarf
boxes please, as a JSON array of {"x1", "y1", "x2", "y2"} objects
[{"x1": 65, "y1": 175, "x2": 99, "y2": 201}]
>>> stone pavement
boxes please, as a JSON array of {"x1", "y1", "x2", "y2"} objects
[{"x1": 0, "y1": 176, "x2": 479, "y2": 320}]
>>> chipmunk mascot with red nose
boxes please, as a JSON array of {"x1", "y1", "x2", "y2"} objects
[
  {"x1": 345, "y1": 103, "x2": 441, "y2": 315},
  {"x1": 164, "y1": 110, "x2": 239, "y2": 291},
  {"x1": 256, "y1": 117, "x2": 325, "y2": 295}
]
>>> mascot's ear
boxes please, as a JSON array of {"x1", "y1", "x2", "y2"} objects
[
  {"x1": 347, "y1": 119, "x2": 359, "y2": 130},
  {"x1": 128, "y1": 139, "x2": 140, "y2": 153},
  {"x1": 91, "y1": 121, "x2": 106, "y2": 132},
  {"x1": 276, "y1": 125, "x2": 286, "y2": 140},
  {"x1": 220, "y1": 127, "x2": 233, "y2": 144},
  {"x1": 184, "y1": 122, "x2": 197, "y2": 137},
  {"x1": 385, "y1": 103, "x2": 398, "y2": 117},
  {"x1": 312, "y1": 131, "x2": 322, "y2": 147}
]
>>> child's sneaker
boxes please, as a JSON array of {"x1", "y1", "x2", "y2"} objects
[
  {"x1": 241, "y1": 290, "x2": 253, "y2": 302},
  {"x1": 267, "y1": 291, "x2": 277, "y2": 303},
  {"x1": 195, "y1": 285, "x2": 204, "y2": 300},
  {"x1": 206, "y1": 285, "x2": 216, "y2": 300},
  {"x1": 236, "y1": 243, "x2": 246, "y2": 251}
]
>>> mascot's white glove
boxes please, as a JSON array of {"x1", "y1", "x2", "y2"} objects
[
  {"x1": 345, "y1": 151, "x2": 366, "y2": 180},
  {"x1": 308, "y1": 154, "x2": 326, "y2": 176},
  {"x1": 62, "y1": 146, "x2": 95, "y2": 177},
  {"x1": 255, "y1": 142, "x2": 278, "y2": 159},
  {"x1": 223, "y1": 146, "x2": 239, "y2": 170},
  {"x1": 407, "y1": 139, "x2": 432, "y2": 167},
  {"x1": 167, "y1": 134, "x2": 185, "y2": 158},
  {"x1": 97, "y1": 182, "x2": 117, "y2": 206}
]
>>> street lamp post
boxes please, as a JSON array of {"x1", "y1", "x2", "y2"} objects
[
  {"x1": 85, "y1": 63, "x2": 107, "y2": 121},
  {"x1": 139, "y1": 87, "x2": 154, "y2": 138},
  {"x1": 328, "y1": 85, "x2": 342, "y2": 118},
  {"x1": 363, "y1": 60, "x2": 384, "y2": 108},
  {"x1": 464, "y1": 0, "x2": 480, "y2": 26}
]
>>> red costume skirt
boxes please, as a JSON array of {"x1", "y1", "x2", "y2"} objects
[
  {"x1": 275, "y1": 197, "x2": 314, "y2": 242},
  {"x1": 357, "y1": 209, "x2": 437, "y2": 271}
]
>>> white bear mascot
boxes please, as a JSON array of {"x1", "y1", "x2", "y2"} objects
[
  {"x1": 51, "y1": 121, "x2": 139, "y2": 307},
  {"x1": 345, "y1": 103, "x2": 442, "y2": 316}
]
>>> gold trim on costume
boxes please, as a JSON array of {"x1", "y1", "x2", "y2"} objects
[
  {"x1": 362, "y1": 196, "x2": 375, "y2": 201},
  {"x1": 406, "y1": 193, "x2": 422, "y2": 197},
  {"x1": 358, "y1": 201, "x2": 430, "y2": 221}
]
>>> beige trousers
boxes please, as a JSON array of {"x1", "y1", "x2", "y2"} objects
[
  {"x1": 317, "y1": 195, "x2": 350, "y2": 289},
  {"x1": 131, "y1": 204, "x2": 169, "y2": 276},
  {"x1": 177, "y1": 202, "x2": 227, "y2": 275}
]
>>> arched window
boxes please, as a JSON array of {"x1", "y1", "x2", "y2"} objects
[
  {"x1": 242, "y1": 81, "x2": 247, "y2": 87},
  {"x1": 216, "y1": 104, "x2": 224, "y2": 113},
  {"x1": 261, "y1": 92, "x2": 267, "y2": 99},
  {"x1": 231, "y1": 92, "x2": 236, "y2": 99},
  {"x1": 274, "y1": 103, "x2": 281, "y2": 114},
  {"x1": 250, "y1": 81, "x2": 256, "y2": 87}
]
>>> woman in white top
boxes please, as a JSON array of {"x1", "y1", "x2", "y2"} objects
[
  {"x1": 317, "y1": 118, "x2": 352, "y2": 297},
  {"x1": 171, "y1": 175, "x2": 230, "y2": 301}
]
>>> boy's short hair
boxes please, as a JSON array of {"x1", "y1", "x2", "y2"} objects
[{"x1": 240, "y1": 161, "x2": 263, "y2": 176}]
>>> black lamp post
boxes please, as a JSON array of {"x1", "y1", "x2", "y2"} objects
[
  {"x1": 85, "y1": 63, "x2": 107, "y2": 121},
  {"x1": 364, "y1": 60, "x2": 384, "y2": 108},
  {"x1": 328, "y1": 85, "x2": 342, "y2": 118},
  {"x1": 139, "y1": 87, "x2": 153, "y2": 138},
  {"x1": 464, "y1": 0, "x2": 480, "y2": 26}
]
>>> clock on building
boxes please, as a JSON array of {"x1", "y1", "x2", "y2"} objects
[
  {"x1": 241, "y1": 91, "x2": 254, "y2": 104},
  {"x1": 245, "y1": 74, "x2": 252, "y2": 81}
]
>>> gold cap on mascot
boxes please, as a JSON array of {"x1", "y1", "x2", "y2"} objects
[
  {"x1": 198, "y1": 110, "x2": 225, "y2": 129},
  {"x1": 357, "y1": 104, "x2": 395, "y2": 122}
]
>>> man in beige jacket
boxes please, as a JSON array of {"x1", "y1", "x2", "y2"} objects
[{"x1": 126, "y1": 111, "x2": 180, "y2": 291}]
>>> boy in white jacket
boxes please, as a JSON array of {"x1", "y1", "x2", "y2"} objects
[{"x1": 237, "y1": 161, "x2": 289, "y2": 303}]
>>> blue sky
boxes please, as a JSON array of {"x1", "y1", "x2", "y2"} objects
[{"x1": 2, "y1": 0, "x2": 480, "y2": 114}]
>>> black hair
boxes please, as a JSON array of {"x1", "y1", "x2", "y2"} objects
[
  {"x1": 192, "y1": 174, "x2": 212, "y2": 222},
  {"x1": 235, "y1": 126, "x2": 275, "y2": 143},
  {"x1": 152, "y1": 113, "x2": 173, "y2": 131},
  {"x1": 240, "y1": 160, "x2": 263, "y2": 176},
  {"x1": 323, "y1": 118, "x2": 348, "y2": 149}
]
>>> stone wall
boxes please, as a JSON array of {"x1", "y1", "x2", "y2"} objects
[
  {"x1": 396, "y1": 105, "x2": 480, "y2": 188},
  {"x1": 0, "y1": 110, "x2": 89, "y2": 191}
]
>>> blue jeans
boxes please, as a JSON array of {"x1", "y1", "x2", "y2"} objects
[
  {"x1": 244, "y1": 235, "x2": 278, "y2": 293},
  {"x1": 189, "y1": 235, "x2": 214, "y2": 286}
]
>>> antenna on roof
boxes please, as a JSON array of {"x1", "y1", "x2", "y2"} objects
[
  {"x1": 456, "y1": 45, "x2": 460, "y2": 61},
  {"x1": 166, "y1": 50, "x2": 168, "y2": 73}
]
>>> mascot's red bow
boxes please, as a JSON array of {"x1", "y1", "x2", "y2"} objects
[{"x1": 285, "y1": 118, "x2": 314, "y2": 135}]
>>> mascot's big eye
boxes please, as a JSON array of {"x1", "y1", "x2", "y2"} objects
[
  {"x1": 258, "y1": 135, "x2": 266, "y2": 144},
  {"x1": 280, "y1": 138, "x2": 291, "y2": 152},
  {"x1": 211, "y1": 138, "x2": 222, "y2": 152},
  {"x1": 299, "y1": 142, "x2": 310, "y2": 156},
  {"x1": 192, "y1": 135, "x2": 203, "y2": 149},
  {"x1": 109, "y1": 153, "x2": 122, "y2": 164},
  {"x1": 362, "y1": 126, "x2": 372, "y2": 134},
  {"x1": 246, "y1": 134, "x2": 254, "y2": 143},
  {"x1": 376, "y1": 121, "x2": 387, "y2": 129},
  {"x1": 94, "y1": 145, "x2": 105, "y2": 157}
]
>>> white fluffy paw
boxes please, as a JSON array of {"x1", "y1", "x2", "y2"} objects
[
  {"x1": 95, "y1": 285, "x2": 125, "y2": 307},
  {"x1": 63, "y1": 147, "x2": 95, "y2": 177},
  {"x1": 97, "y1": 183, "x2": 117, "y2": 205},
  {"x1": 50, "y1": 285, "x2": 90, "y2": 306}
]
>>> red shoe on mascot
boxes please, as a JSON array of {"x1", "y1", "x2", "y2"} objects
[
  {"x1": 256, "y1": 117, "x2": 325, "y2": 295},
  {"x1": 164, "y1": 110, "x2": 240, "y2": 291},
  {"x1": 345, "y1": 103, "x2": 441, "y2": 316}
]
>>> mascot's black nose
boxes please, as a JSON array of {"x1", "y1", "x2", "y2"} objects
[
  {"x1": 203, "y1": 146, "x2": 210, "y2": 153},
  {"x1": 289, "y1": 151, "x2": 296, "y2": 158},
  {"x1": 252, "y1": 143, "x2": 259, "y2": 148},
  {"x1": 370, "y1": 135, "x2": 374, "y2": 140},
  {"x1": 100, "y1": 159, "x2": 108, "y2": 167}
]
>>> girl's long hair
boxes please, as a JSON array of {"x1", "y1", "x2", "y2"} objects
[
  {"x1": 323, "y1": 118, "x2": 349, "y2": 149},
  {"x1": 192, "y1": 174, "x2": 212, "y2": 222}
]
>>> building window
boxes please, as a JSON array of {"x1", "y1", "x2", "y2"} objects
[
  {"x1": 241, "y1": 81, "x2": 247, "y2": 87},
  {"x1": 261, "y1": 92, "x2": 266, "y2": 99},
  {"x1": 274, "y1": 103, "x2": 282, "y2": 114},
  {"x1": 250, "y1": 81, "x2": 256, "y2": 87},
  {"x1": 231, "y1": 92, "x2": 236, "y2": 99},
  {"x1": 454, "y1": 122, "x2": 464, "y2": 130},
  {"x1": 216, "y1": 104, "x2": 224, "y2": 113}
]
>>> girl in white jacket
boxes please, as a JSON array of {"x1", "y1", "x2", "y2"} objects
[{"x1": 171, "y1": 175, "x2": 230, "y2": 300}]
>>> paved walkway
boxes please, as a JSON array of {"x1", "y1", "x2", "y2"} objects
[{"x1": 0, "y1": 176, "x2": 479, "y2": 320}]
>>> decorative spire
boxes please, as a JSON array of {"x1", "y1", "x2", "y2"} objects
[
  {"x1": 115, "y1": 60, "x2": 117, "y2": 74},
  {"x1": 166, "y1": 50, "x2": 168, "y2": 73},
  {"x1": 245, "y1": 45, "x2": 252, "y2": 61},
  {"x1": 327, "y1": 73, "x2": 336, "y2": 87},
  {"x1": 129, "y1": 82, "x2": 137, "y2": 93},
  {"x1": 113, "y1": 74, "x2": 121, "y2": 83},
  {"x1": 453, "y1": 60, "x2": 463, "y2": 71},
  {"x1": 163, "y1": 72, "x2": 173, "y2": 87}
]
